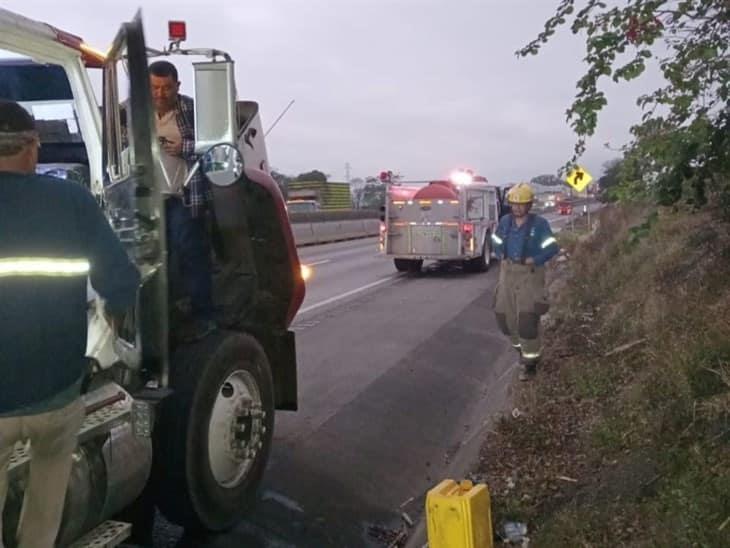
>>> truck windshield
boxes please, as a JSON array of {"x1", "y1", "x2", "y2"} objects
[
  {"x1": 0, "y1": 60, "x2": 73, "y2": 101},
  {"x1": 0, "y1": 58, "x2": 88, "y2": 167}
]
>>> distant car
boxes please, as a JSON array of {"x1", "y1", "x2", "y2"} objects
[
  {"x1": 286, "y1": 199, "x2": 320, "y2": 214},
  {"x1": 558, "y1": 201, "x2": 573, "y2": 215}
]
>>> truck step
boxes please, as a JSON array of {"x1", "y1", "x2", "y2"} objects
[
  {"x1": 68, "y1": 520, "x2": 131, "y2": 548},
  {"x1": 8, "y1": 398, "x2": 130, "y2": 477}
]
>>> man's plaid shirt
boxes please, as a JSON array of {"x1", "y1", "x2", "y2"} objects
[{"x1": 176, "y1": 94, "x2": 211, "y2": 218}]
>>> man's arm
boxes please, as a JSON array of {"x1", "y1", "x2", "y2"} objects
[
  {"x1": 75, "y1": 187, "x2": 140, "y2": 314},
  {"x1": 532, "y1": 218, "x2": 559, "y2": 266}
]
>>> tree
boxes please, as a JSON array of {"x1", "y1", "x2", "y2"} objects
[
  {"x1": 352, "y1": 177, "x2": 387, "y2": 210},
  {"x1": 296, "y1": 170, "x2": 327, "y2": 182},
  {"x1": 270, "y1": 169, "x2": 292, "y2": 199},
  {"x1": 598, "y1": 158, "x2": 621, "y2": 188},
  {"x1": 596, "y1": 158, "x2": 623, "y2": 201},
  {"x1": 519, "y1": 1, "x2": 730, "y2": 207},
  {"x1": 530, "y1": 174, "x2": 564, "y2": 187},
  {"x1": 351, "y1": 176, "x2": 381, "y2": 210},
  {"x1": 359, "y1": 183, "x2": 386, "y2": 210},
  {"x1": 349, "y1": 177, "x2": 366, "y2": 209}
]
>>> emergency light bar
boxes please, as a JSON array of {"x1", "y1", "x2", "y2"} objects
[
  {"x1": 450, "y1": 171, "x2": 473, "y2": 185},
  {"x1": 168, "y1": 20, "x2": 187, "y2": 42}
]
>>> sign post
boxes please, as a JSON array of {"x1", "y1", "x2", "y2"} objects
[{"x1": 565, "y1": 166, "x2": 593, "y2": 231}]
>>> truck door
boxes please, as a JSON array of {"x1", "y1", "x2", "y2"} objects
[{"x1": 102, "y1": 13, "x2": 169, "y2": 384}]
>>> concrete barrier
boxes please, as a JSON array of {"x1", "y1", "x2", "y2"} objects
[{"x1": 292, "y1": 218, "x2": 380, "y2": 246}]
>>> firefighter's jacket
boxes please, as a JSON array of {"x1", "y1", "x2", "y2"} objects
[{"x1": 491, "y1": 213, "x2": 559, "y2": 265}]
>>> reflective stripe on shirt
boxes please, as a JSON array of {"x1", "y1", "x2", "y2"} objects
[
  {"x1": 541, "y1": 236, "x2": 557, "y2": 249},
  {"x1": 0, "y1": 257, "x2": 90, "y2": 277}
]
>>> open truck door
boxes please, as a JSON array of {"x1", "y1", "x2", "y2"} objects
[{"x1": 101, "y1": 12, "x2": 169, "y2": 383}]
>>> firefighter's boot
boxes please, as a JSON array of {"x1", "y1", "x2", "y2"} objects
[{"x1": 518, "y1": 356, "x2": 537, "y2": 381}]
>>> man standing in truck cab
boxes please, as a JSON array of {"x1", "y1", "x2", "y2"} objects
[
  {"x1": 491, "y1": 182, "x2": 559, "y2": 381},
  {"x1": 0, "y1": 100, "x2": 140, "y2": 548},
  {"x1": 149, "y1": 60, "x2": 216, "y2": 341}
]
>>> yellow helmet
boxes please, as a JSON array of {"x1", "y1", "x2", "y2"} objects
[{"x1": 507, "y1": 182, "x2": 535, "y2": 204}]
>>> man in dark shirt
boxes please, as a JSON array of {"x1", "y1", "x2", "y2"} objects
[{"x1": 0, "y1": 100, "x2": 140, "y2": 548}]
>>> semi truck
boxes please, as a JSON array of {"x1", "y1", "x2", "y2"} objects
[{"x1": 0, "y1": 9, "x2": 304, "y2": 547}]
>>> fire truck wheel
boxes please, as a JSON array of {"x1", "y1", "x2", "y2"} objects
[
  {"x1": 464, "y1": 239, "x2": 490, "y2": 273},
  {"x1": 153, "y1": 330, "x2": 275, "y2": 532},
  {"x1": 394, "y1": 258, "x2": 423, "y2": 272}
]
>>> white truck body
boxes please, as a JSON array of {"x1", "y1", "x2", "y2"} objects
[{"x1": 381, "y1": 178, "x2": 500, "y2": 272}]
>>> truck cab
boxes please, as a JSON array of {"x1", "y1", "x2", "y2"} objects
[{"x1": 0, "y1": 9, "x2": 304, "y2": 546}]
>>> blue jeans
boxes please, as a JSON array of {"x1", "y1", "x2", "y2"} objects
[{"x1": 165, "y1": 197, "x2": 214, "y2": 321}]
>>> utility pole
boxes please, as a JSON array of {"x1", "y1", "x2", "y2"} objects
[{"x1": 570, "y1": 187, "x2": 575, "y2": 232}]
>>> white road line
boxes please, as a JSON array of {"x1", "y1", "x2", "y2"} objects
[{"x1": 297, "y1": 276, "x2": 399, "y2": 315}]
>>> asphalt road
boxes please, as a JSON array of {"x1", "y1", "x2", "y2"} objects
[
  {"x1": 156, "y1": 208, "x2": 598, "y2": 547},
  {"x1": 153, "y1": 238, "x2": 515, "y2": 548}
]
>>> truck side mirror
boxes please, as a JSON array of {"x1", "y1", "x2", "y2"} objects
[
  {"x1": 193, "y1": 60, "x2": 237, "y2": 154},
  {"x1": 379, "y1": 205, "x2": 386, "y2": 223},
  {"x1": 201, "y1": 143, "x2": 244, "y2": 187}
]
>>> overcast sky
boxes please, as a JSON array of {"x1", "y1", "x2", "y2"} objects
[{"x1": 2, "y1": 0, "x2": 665, "y2": 183}]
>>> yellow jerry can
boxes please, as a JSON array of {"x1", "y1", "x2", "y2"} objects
[{"x1": 426, "y1": 479, "x2": 493, "y2": 548}]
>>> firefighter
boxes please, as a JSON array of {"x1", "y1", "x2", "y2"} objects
[
  {"x1": 491, "y1": 182, "x2": 559, "y2": 380},
  {"x1": 0, "y1": 100, "x2": 140, "y2": 548}
]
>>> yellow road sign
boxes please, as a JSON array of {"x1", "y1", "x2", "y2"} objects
[{"x1": 565, "y1": 166, "x2": 593, "y2": 192}]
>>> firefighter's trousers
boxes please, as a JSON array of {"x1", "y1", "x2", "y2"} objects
[
  {"x1": 494, "y1": 261, "x2": 549, "y2": 362},
  {"x1": 0, "y1": 398, "x2": 84, "y2": 548}
]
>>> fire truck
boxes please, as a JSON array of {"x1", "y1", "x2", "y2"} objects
[
  {"x1": 379, "y1": 171, "x2": 501, "y2": 273},
  {"x1": 0, "y1": 9, "x2": 304, "y2": 547}
]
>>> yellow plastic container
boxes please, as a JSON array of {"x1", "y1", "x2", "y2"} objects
[{"x1": 426, "y1": 479, "x2": 493, "y2": 548}]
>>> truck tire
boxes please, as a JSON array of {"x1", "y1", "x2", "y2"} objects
[
  {"x1": 153, "y1": 330, "x2": 275, "y2": 532},
  {"x1": 394, "y1": 258, "x2": 423, "y2": 273},
  {"x1": 464, "y1": 239, "x2": 491, "y2": 273}
]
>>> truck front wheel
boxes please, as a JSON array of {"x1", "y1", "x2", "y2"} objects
[{"x1": 154, "y1": 331, "x2": 275, "y2": 531}]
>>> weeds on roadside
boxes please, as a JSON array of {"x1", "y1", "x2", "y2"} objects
[{"x1": 478, "y1": 204, "x2": 730, "y2": 546}]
